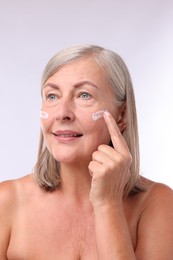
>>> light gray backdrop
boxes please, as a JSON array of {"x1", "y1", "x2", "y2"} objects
[{"x1": 0, "y1": 0, "x2": 173, "y2": 187}]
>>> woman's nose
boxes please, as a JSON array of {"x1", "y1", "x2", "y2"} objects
[{"x1": 55, "y1": 99, "x2": 75, "y2": 122}]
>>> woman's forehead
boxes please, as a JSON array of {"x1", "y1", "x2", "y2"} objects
[{"x1": 45, "y1": 58, "x2": 107, "y2": 85}]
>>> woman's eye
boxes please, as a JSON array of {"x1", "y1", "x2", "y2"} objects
[
  {"x1": 42, "y1": 93, "x2": 58, "y2": 106},
  {"x1": 79, "y1": 92, "x2": 91, "y2": 100},
  {"x1": 46, "y1": 93, "x2": 57, "y2": 101}
]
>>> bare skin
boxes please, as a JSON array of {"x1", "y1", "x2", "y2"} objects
[
  {"x1": 1, "y1": 58, "x2": 173, "y2": 259},
  {"x1": 1, "y1": 174, "x2": 173, "y2": 260}
]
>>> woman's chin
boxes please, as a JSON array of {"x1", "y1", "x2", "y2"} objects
[
  {"x1": 53, "y1": 154, "x2": 82, "y2": 164},
  {"x1": 52, "y1": 152, "x2": 91, "y2": 166}
]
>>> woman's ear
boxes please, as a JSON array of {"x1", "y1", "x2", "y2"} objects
[{"x1": 117, "y1": 103, "x2": 127, "y2": 133}]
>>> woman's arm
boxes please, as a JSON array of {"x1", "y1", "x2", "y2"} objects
[
  {"x1": 93, "y1": 184, "x2": 173, "y2": 259},
  {"x1": 93, "y1": 202, "x2": 135, "y2": 259},
  {"x1": 89, "y1": 112, "x2": 173, "y2": 259},
  {"x1": 135, "y1": 183, "x2": 173, "y2": 259},
  {"x1": 89, "y1": 111, "x2": 136, "y2": 259}
]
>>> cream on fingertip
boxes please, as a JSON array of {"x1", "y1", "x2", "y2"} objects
[
  {"x1": 40, "y1": 111, "x2": 49, "y2": 119},
  {"x1": 103, "y1": 110, "x2": 110, "y2": 116},
  {"x1": 92, "y1": 110, "x2": 108, "y2": 121}
]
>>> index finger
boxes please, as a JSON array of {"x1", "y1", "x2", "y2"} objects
[{"x1": 103, "y1": 111, "x2": 130, "y2": 155}]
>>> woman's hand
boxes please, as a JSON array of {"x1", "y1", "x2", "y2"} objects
[{"x1": 88, "y1": 111, "x2": 132, "y2": 208}]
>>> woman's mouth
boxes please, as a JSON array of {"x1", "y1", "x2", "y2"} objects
[{"x1": 53, "y1": 130, "x2": 83, "y2": 141}]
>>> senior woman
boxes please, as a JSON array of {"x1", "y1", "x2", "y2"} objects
[{"x1": 0, "y1": 45, "x2": 173, "y2": 259}]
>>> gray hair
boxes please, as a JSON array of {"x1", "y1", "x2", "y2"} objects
[{"x1": 34, "y1": 44, "x2": 144, "y2": 196}]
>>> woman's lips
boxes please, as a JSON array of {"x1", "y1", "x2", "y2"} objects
[{"x1": 53, "y1": 130, "x2": 83, "y2": 141}]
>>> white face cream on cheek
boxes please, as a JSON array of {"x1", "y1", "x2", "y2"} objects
[
  {"x1": 92, "y1": 110, "x2": 107, "y2": 121},
  {"x1": 40, "y1": 111, "x2": 49, "y2": 119}
]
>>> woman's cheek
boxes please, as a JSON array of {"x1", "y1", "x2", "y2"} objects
[
  {"x1": 40, "y1": 110, "x2": 49, "y2": 119},
  {"x1": 40, "y1": 110, "x2": 53, "y2": 134},
  {"x1": 89, "y1": 115, "x2": 111, "y2": 145}
]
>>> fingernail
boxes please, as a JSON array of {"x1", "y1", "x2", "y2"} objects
[
  {"x1": 92, "y1": 110, "x2": 107, "y2": 121},
  {"x1": 103, "y1": 111, "x2": 110, "y2": 116}
]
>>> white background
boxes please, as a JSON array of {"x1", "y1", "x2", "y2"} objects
[{"x1": 0, "y1": 0, "x2": 173, "y2": 187}]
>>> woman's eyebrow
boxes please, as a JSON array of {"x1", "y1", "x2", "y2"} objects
[
  {"x1": 74, "y1": 81, "x2": 99, "y2": 89},
  {"x1": 43, "y1": 83, "x2": 60, "y2": 90}
]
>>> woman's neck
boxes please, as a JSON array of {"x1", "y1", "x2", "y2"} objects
[{"x1": 59, "y1": 162, "x2": 92, "y2": 203}]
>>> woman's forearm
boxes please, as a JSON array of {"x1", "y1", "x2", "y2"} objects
[{"x1": 93, "y1": 203, "x2": 136, "y2": 260}]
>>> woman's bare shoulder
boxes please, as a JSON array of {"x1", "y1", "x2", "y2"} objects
[
  {"x1": 0, "y1": 179, "x2": 18, "y2": 208},
  {"x1": 0, "y1": 174, "x2": 37, "y2": 256},
  {"x1": 128, "y1": 176, "x2": 173, "y2": 205},
  {"x1": 142, "y1": 177, "x2": 173, "y2": 219},
  {"x1": 126, "y1": 176, "x2": 173, "y2": 222},
  {"x1": 134, "y1": 178, "x2": 173, "y2": 258},
  {"x1": 0, "y1": 174, "x2": 36, "y2": 206},
  {"x1": 139, "y1": 176, "x2": 173, "y2": 202}
]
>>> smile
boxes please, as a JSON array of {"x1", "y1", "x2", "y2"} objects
[
  {"x1": 54, "y1": 134, "x2": 82, "y2": 137},
  {"x1": 52, "y1": 130, "x2": 83, "y2": 140}
]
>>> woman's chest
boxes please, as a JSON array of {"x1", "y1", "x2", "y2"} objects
[
  {"x1": 7, "y1": 194, "x2": 141, "y2": 259},
  {"x1": 7, "y1": 204, "x2": 98, "y2": 260}
]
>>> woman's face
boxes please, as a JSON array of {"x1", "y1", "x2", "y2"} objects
[{"x1": 40, "y1": 57, "x2": 121, "y2": 165}]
